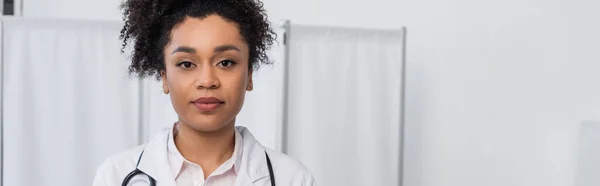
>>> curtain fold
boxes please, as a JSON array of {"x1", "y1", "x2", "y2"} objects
[
  {"x1": 1, "y1": 17, "x2": 140, "y2": 186},
  {"x1": 285, "y1": 25, "x2": 405, "y2": 186}
]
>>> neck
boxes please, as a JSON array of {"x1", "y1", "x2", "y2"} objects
[{"x1": 174, "y1": 119, "x2": 236, "y2": 173}]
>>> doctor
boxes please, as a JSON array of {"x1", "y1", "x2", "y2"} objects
[{"x1": 93, "y1": 0, "x2": 314, "y2": 185}]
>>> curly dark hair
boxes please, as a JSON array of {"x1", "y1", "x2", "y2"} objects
[{"x1": 119, "y1": 0, "x2": 276, "y2": 79}]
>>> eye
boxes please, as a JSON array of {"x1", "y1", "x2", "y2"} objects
[
  {"x1": 177, "y1": 61, "x2": 195, "y2": 69},
  {"x1": 218, "y1": 60, "x2": 237, "y2": 68}
]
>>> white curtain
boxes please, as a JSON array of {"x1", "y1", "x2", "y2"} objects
[
  {"x1": 0, "y1": 17, "x2": 404, "y2": 185},
  {"x1": 284, "y1": 25, "x2": 405, "y2": 186},
  {"x1": 1, "y1": 17, "x2": 140, "y2": 186}
]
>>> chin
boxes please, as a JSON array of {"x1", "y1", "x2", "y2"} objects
[{"x1": 185, "y1": 114, "x2": 233, "y2": 132}]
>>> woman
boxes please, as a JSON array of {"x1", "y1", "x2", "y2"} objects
[{"x1": 93, "y1": 0, "x2": 314, "y2": 185}]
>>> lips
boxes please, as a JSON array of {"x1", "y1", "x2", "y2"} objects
[{"x1": 192, "y1": 97, "x2": 224, "y2": 111}]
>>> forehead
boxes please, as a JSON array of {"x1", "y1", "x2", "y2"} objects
[{"x1": 167, "y1": 15, "x2": 248, "y2": 52}]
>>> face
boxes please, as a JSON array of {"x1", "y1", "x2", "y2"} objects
[{"x1": 162, "y1": 15, "x2": 253, "y2": 132}]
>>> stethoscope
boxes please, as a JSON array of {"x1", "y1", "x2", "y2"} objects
[{"x1": 121, "y1": 150, "x2": 275, "y2": 186}]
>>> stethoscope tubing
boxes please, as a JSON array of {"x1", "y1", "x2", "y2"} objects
[{"x1": 121, "y1": 151, "x2": 275, "y2": 186}]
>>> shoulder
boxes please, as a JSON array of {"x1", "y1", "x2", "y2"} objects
[
  {"x1": 236, "y1": 126, "x2": 316, "y2": 185},
  {"x1": 92, "y1": 145, "x2": 145, "y2": 186},
  {"x1": 264, "y1": 148, "x2": 316, "y2": 185}
]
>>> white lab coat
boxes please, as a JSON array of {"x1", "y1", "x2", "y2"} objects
[{"x1": 93, "y1": 126, "x2": 315, "y2": 186}]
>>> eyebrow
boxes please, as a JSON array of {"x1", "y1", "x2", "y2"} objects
[
  {"x1": 171, "y1": 46, "x2": 196, "y2": 54},
  {"x1": 214, "y1": 45, "x2": 241, "y2": 53},
  {"x1": 171, "y1": 45, "x2": 241, "y2": 55}
]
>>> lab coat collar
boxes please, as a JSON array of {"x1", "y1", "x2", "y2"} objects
[
  {"x1": 136, "y1": 126, "x2": 270, "y2": 186},
  {"x1": 235, "y1": 126, "x2": 271, "y2": 185},
  {"x1": 137, "y1": 128, "x2": 177, "y2": 186}
]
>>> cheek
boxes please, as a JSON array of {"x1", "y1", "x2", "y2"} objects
[
  {"x1": 223, "y1": 71, "x2": 249, "y2": 106},
  {"x1": 165, "y1": 66, "x2": 192, "y2": 88},
  {"x1": 166, "y1": 71, "x2": 194, "y2": 106},
  {"x1": 232, "y1": 71, "x2": 249, "y2": 93}
]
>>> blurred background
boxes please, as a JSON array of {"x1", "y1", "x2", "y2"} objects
[{"x1": 1, "y1": 0, "x2": 599, "y2": 186}]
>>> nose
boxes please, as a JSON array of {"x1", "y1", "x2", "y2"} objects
[{"x1": 195, "y1": 66, "x2": 220, "y2": 89}]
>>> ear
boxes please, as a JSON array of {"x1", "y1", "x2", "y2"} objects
[
  {"x1": 246, "y1": 71, "x2": 253, "y2": 91},
  {"x1": 161, "y1": 70, "x2": 169, "y2": 94}
]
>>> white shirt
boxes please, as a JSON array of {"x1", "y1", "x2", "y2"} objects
[
  {"x1": 93, "y1": 126, "x2": 316, "y2": 186},
  {"x1": 167, "y1": 125, "x2": 243, "y2": 186}
]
